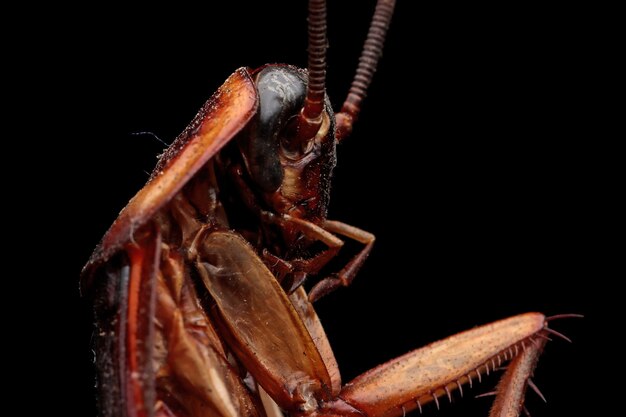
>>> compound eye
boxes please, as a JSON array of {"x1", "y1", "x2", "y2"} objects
[{"x1": 239, "y1": 66, "x2": 307, "y2": 192}]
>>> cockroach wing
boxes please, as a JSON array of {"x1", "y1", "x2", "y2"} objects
[
  {"x1": 92, "y1": 226, "x2": 264, "y2": 417},
  {"x1": 155, "y1": 246, "x2": 263, "y2": 417},
  {"x1": 90, "y1": 226, "x2": 161, "y2": 417},
  {"x1": 196, "y1": 231, "x2": 333, "y2": 413},
  {"x1": 289, "y1": 287, "x2": 341, "y2": 397},
  {"x1": 82, "y1": 68, "x2": 258, "y2": 291}
]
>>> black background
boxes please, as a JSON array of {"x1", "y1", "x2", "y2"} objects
[{"x1": 31, "y1": 1, "x2": 613, "y2": 416}]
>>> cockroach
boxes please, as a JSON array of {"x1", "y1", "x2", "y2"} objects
[{"x1": 81, "y1": 1, "x2": 580, "y2": 416}]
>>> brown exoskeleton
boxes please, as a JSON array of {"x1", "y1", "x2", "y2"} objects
[{"x1": 81, "y1": 1, "x2": 579, "y2": 416}]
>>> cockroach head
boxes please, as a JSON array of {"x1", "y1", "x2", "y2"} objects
[{"x1": 236, "y1": 65, "x2": 337, "y2": 219}]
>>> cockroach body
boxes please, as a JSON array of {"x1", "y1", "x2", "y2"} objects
[{"x1": 82, "y1": 2, "x2": 578, "y2": 417}]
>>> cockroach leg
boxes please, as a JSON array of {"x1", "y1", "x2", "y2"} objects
[
  {"x1": 261, "y1": 214, "x2": 376, "y2": 300},
  {"x1": 320, "y1": 313, "x2": 550, "y2": 417},
  {"x1": 262, "y1": 250, "x2": 309, "y2": 295},
  {"x1": 261, "y1": 213, "x2": 344, "y2": 291},
  {"x1": 268, "y1": 213, "x2": 344, "y2": 249},
  {"x1": 308, "y1": 220, "x2": 375, "y2": 302},
  {"x1": 488, "y1": 337, "x2": 547, "y2": 417},
  {"x1": 261, "y1": 249, "x2": 295, "y2": 282}
]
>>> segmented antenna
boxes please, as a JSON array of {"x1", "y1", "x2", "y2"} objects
[
  {"x1": 292, "y1": 0, "x2": 328, "y2": 151},
  {"x1": 336, "y1": 0, "x2": 396, "y2": 141}
]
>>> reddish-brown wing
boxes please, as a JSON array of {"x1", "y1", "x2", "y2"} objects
[
  {"x1": 196, "y1": 231, "x2": 333, "y2": 413},
  {"x1": 82, "y1": 68, "x2": 258, "y2": 289}
]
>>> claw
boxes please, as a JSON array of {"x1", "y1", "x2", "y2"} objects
[{"x1": 325, "y1": 314, "x2": 553, "y2": 417}]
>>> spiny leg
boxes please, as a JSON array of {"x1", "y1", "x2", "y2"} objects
[
  {"x1": 319, "y1": 314, "x2": 568, "y2": 417},
  {"x1": 487, "y1": 314, "x2": 582, "y2": 417},
  {"x1": 488, "y1": 337, "x2": 546, "y2": 417}
]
